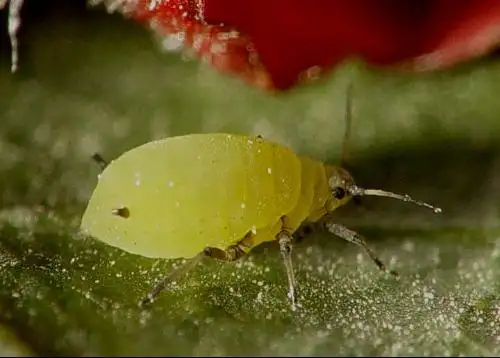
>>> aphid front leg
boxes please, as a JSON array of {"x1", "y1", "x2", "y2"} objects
[
  {"x1": 323, "y1": 219, "x2": 399, "y2": 277},
  {"x1": 276, "y1": 217, "x2": 297, "y2": 309}
]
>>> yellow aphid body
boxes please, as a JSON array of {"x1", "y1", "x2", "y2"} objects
[
  {"x1": 81, "y1": 88, "x2": 441, "y2": 307},
  {"x1": 81, "y1": 133, "x2": 348, "y2": 259}
]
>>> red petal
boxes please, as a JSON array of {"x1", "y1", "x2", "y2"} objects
[
  {"x1": 112, "y1": 0, "x2": 500, "y2": 90},
  {"x1": 203, "y1": 0, "x2": 430, "y2": 88},
  {"x1": 409, "y1": 0, "x2": 500, "y2": 71}
]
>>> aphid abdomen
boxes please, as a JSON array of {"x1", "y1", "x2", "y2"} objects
[
  {"x1": 80, "y1": 133, "x2": 302, "y2": 260},
  {"x1": 231, "y1": 135, "x2": 303, "y2": 247},
  {"x1": 306, "y1": 162, "x2": 332, "y2": 222},
  {"x1": 245, "y1": 221, "x2": 282, "y2": 249},
  {"x1": 247, "y1": 155, "x2": 328, "y2": 250},
  {"x1": 282, "y1": 155, "x2": 323, "y2": 232}
]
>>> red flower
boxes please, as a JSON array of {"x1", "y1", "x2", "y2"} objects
[{"x1": 110, "y1": 0, "x2": 500, "y2": 91}]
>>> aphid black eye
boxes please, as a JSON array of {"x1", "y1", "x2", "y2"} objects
[{"x1": 333, "y1": 187, "x2": 346, "y2": 200}]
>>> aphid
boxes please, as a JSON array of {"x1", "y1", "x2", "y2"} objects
[{"x1": 80, "y1": 85, "x2": 442, "y2": 309}]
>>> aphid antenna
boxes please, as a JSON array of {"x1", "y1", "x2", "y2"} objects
[
  {"x1": 340, "y1": 82, "x2": 353, "y2": 169},
  {"x1": 335, "y1": 84, "x2": 441, "y2": 214},
  {"x1": 348, "y1": 185, "x2": 442, "y2": 214},
  {"x1": 339, "y1": 83, "x2": 362, "y2": 206}
]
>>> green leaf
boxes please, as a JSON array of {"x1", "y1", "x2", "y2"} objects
[{"x1": 1, "y1": 4, "x2": 500, "y2": 356}]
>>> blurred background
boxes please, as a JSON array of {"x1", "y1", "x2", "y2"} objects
[{"x1": 0, "y1": 1, "x2": 500, "y2": 356}]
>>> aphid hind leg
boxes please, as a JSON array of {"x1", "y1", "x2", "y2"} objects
[
  {"x1": 139, "y1": 251, "x2": 206, "y2": 307},
  {"x1": 323, "y1": 219, "x2": 398, "y2": 277},
  {"x1": 140, "y1": 235, "x2": 252, "y2": 307},
  {"x1": 276, "y1": 216, "x2": 298, "y2": 309},
  {"x1": 203, "y1": 244, "x2": 248, "y2": 261},
  {"x1": 205, "y1": 229, "x2": 254, "y2": 261}
]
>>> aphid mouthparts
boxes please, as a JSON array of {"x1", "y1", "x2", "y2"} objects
[{"x1": 347, "y1": 186, "x2": 442, "y2": 214}]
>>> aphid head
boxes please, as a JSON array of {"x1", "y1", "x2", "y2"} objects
[
  {"x1": 327, "y1": 166, "x2": 356, "y2": 208},
  {"x1": 327, "y1": 166, "x2": 442, "y2": 214}
]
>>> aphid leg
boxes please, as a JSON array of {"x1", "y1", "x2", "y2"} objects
[
  {"x1": 139, "y1": 251, "x2": 206, "y2": 307},
  {"x1": 277, "y1": 231, "x2": 297, "y2": 308},
  {"x1": 91, "y1": 153, "x2": 109, "y2": 170},
  {"x1": 323, "y1": 220, "x2": 399, "y2": 277},
  {"x1": 203, "y1": 244, "x2": 248, "y2": 261},
  {"x1": 140, "y1": 241, "x2": 250, "y2": 307},
  {"x1": 277, "y1": 217, "x2": 297, "y2": 309}
]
